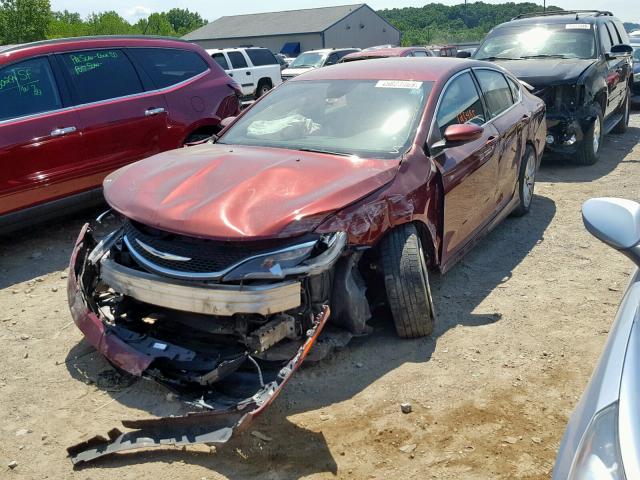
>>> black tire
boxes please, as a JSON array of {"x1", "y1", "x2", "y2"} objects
[
  {"x1": 511, "y1": 145, "x2": 537, "y2": 217},
  {"x1": 574, "y1": 104, "x2": 603, "y2": 166},
  {"x1": 381, "y1": 223, "x2": 435, "y2": 338},
  {"x1": 255, "y1": 80, "x2": 272, "y2": 99},
  {"x1": 612, "y1": 88, "x2": 630, "y2": 134}
]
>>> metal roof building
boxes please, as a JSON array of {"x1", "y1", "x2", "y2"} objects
[{"x1": 183, "y1": 4, "x2": 400, "y2": 55}]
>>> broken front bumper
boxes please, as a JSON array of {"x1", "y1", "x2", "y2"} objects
[{"x1": 66, "y1": 224, "x2": 332, "y2": 464}]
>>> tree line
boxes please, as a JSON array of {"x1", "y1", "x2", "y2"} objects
[
  {"x1": 378, "y1": 2, "x2": 566, "y2": 45},
  {"x1": 0, "y1": 0, "x2": 206, "y2": 44},
  {"x1": 0, "y1": 0, "x2": 637, "y2": 48}
]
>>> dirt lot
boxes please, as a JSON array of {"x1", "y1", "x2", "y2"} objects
[{"x1": 1, "y1": 113, "x2": 640, "y2": 480}]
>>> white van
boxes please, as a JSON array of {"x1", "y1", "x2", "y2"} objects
[{"x1": 206, "y1": 47, "x2": 282, "y2": 98}]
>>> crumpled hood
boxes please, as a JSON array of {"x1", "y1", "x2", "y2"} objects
[
  {"x1": 494, "y1": 58, "x2": 596, "y2": 87},
  {"x1": 104, "y1": 144, "x2": 399, "y2": 240}
]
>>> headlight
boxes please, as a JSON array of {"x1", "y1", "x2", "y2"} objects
[
  {"x1": 568, "y1": 402, "x2": 626, "y2": 480},
  {"x1": 223, "y1": 232, "x2": 346, "y2": 281},
  {"x1": 223, "y1": 240, "x2": 317, "y2": 281}
]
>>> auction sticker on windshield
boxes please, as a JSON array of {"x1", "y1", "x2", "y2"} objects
[
  {"x1": 565, "y1": 24, "x2": 591, "y2": 29},
  {"x1": 376, "y1": 80, "x2": 422, "y2": 89}
]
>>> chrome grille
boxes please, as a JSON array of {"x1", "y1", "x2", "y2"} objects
[{"x1": 122, "y1": 220, "x2": 315, "y2": 279}]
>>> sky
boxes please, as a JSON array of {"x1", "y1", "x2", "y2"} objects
[{"x1": 50, "y1": 0, "x2": 640, "y2": 24}]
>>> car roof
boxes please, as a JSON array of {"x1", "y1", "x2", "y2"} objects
[
  {"x1": 496, "y1": 11, "x2": 615, "y2": 29},
  {"x1": 1, "y1": 36, "x2": 200, "y2": 62},
  {"x1": 343, "y1": 47, "x2": 423, "y2": 59},
  {"x1": 206, "y1": 47, "x2": 268, "y2": 52},
  {"x1": 290, "y1": 57, "x2": 493, "y2": 82}
]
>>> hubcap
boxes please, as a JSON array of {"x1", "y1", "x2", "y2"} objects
[
  {"x1": 592, "y1": 116, "x2": 601, "y2": 154},
  {"x1": 522, "y1": 151, "x2": 536, "y2": 208}
]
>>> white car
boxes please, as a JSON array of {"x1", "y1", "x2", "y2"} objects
[
  {"x1": 281, "y1": 48, "x2": 360, "y2": 80},
  {"x1": 206, "y1": 47, "x2": 282, "y2": 99}
]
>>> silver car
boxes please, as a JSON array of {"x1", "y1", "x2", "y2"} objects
[{"x1": 553, "y1": 198, "x2": 640, "y2": 479}]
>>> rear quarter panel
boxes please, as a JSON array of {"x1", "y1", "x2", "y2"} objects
[{"x1": 161, "y1": 52, "x2": 239, "y2": 146}]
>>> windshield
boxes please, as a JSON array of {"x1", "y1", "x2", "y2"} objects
[
  {"x1": 475, "y1": 24, "x2": 597, "y2": 60},
  {"x1": 219, "y1": 79, "x2": 433, "y2": 159},
  {"x1": 289, "y1": 52, "x2": 326, "y2": 68}
]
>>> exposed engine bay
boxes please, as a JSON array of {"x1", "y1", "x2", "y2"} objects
[{"x1": 66, "y1": 212, "x2": 374, "y2": 464}]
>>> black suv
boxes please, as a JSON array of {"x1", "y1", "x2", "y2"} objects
[{"x1": 474, "y1": 10, "x2": 633, "y2": 165}]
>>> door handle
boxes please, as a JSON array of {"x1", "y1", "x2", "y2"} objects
[
  {"x1": 228, "y1": 73, "x2": 233, "y2": 77},
  {"x1": 145, "y1": 107, "x2": 166, "y2": 116},
  {"x1": 522, "y1": 113, "x2": 531, "y2": 120},
  {"x1": 486, "y1": 135, "x2": 498, "y2": 145},
  {"x1": 50, "y1": 126, "x2": 76, "y2": 137},
  {"x1": 246, "y1": 71, "x2": 251, "y2": 75}
]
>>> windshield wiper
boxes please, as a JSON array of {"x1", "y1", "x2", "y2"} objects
[
  {"x1": 297, "y1": 147, "x2": 353, "y2": 157},
  {"x1": 521, "y1": 54, "x2": 570, "y2": 59},
  {"x1": 476, "y1": 56, "x2": 523, "y2": 61}
]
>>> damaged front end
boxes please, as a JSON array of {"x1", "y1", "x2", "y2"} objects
[
  {"x1": 67, "y1": 213, "x2": 370, "y2": 464},
  {"x1": 533, "y1": 83, "x2": 596, "y2": 152}
]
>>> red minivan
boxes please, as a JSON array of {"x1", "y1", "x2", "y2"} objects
[{"x1": 0, "y1": 36, "x2": 240, "y2": 233}]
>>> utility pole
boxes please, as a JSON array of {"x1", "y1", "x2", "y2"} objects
[{"x1": 543, "y1": 0, "x2": 546, "y2": 13}]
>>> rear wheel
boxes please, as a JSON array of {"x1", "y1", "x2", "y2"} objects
[
  {"x1": 612, "y1": 88, "x2": 630, "y2": 134},
  {"x1": 511, "y1": 145, "x2": 536, "y2": 217},
  {"x1": 574, "y1": 104, "x2": 603, "y2": 166},
  {"x1": 381, "y1": 223, "x2": 435, "y2": 338},
  {"x1": 255, "y1": 80, "x2": 272, "y2": 99}
]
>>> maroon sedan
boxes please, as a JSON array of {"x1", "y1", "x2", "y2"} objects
[
  {"x1": 0, "y1": 36, "x2": 240, "y2": 233},
  {"x1": 66, "y1": 58, "x2": 545, "y2": 462},
  {"x1": 340, "y1": 46, "x2": 434, "y2": 62}
]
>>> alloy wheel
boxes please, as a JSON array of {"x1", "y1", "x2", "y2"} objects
[
  {"x1": 592, "y1": 116, "x2": 601, "y2": 154},
  {"x1": 522, "y1": 150, "x2": 536, "y2": 208}
]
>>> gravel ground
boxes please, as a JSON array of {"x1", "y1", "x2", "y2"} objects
[{"x1": 1, "y1": 113, "x2": 640, "y2": 479}]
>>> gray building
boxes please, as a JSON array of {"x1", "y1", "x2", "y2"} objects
[{"x1": 183, "y1": 4, "x2": 401, "y2": 55}]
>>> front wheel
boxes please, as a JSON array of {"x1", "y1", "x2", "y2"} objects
[
  {"x1": 381, "y1": 224, "x2": 435, "y2": 338},
  {"x1": 574, "y1": 104, "x2": 603, "y2": 166},
  {"x1": 511, "y1": 145, "x2": 537, "y2": 217}
]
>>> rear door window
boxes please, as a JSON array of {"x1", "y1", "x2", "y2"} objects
[
  {"x1": 211, "y1": 53, "x2": 229, "y2": 70},
  {"x1": 436, "y1": 71, "x2": 486, "y2": 135},
  {"x1": 245, "y1": 48, "x2": 277, "y2": 66},
  {"x1": 59, "y1": 49, "x2": 143, "y2": 104},
  {"x1": 129, "y1": 48, "x2": 208, "y2": 89},
  {"x1": 227, "y1": 51, "x2": 248, "y2": 69},
  {"x1": 413, "y1": 50, "x2": 429, "y2": 57},
  {"x1": 474, "y1": 69, "x2": 514, "y2": 118},
  {"x1": 0, "y1": 57, "x2": 62, "y2": 121}
]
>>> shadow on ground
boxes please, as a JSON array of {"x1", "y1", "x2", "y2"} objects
[
  {"x1": 64, "y1": 194, "x2": 556, "y2": 479},
  {"x1": 0, "y1": 206, "x2": 103, "y2": 289}
]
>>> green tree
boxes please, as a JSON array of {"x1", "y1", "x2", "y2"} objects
[
  {"x1": 379, "y1": 2, "x2": 562, "y2": 45},
  {"x1": 165, "y1": 8, "x2": 206, "y2": 36},
  {"x1": 0, "y1": 0, "x2": 51, "y2": 44},
  {"x1": 85, "y1": 11, "x2": 135, "y2": 36},
  {"x1": 48, "y1": 9, "x2": 87, "y2": 38},
  {"x1": 139, "y1": 12, "x2": 175, "y2": 36}
]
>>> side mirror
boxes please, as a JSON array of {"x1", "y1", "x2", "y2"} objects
[
  {"x1": 582, "y1": 198, "x2": 640, "y2": 264},
  {"x1": 456, "y1": 51, "x2": 471, "y2": 58},
  {"x1": 429, "y1": 124, "x2": 483, "y2": 154},
  {"x1": 220, "y1": 116, "x2": 237, "y2": 129},
  {"x1": 444, "y1": 123, "x2": 483, "y2": 143},
  {"x1": 607, "y1": 44, "x2": 633, "y2": 59}
]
